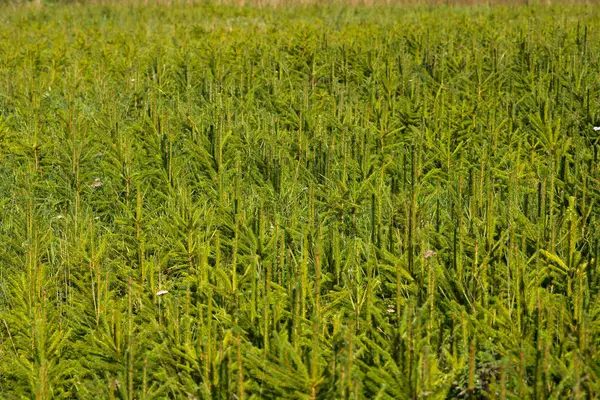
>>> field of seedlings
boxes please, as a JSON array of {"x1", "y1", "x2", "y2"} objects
[{"x1": 1, "y1": 3, "x2": 600, "y2": 399}]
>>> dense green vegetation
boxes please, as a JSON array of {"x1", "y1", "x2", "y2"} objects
[{"x1": 1, "y1": 3, "x2": 600, "y2": 399}]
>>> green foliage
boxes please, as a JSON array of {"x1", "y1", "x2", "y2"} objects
[{"x1": 1, "y1": 3, "x2": 600, "y2": 399}]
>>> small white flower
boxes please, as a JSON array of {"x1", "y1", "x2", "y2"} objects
[
  {"x1": 424, "y1": 249, "x2": 436, "y2": 259},
  {"x1": 156, "y1": 290, "x2": 169, "y2": 296},
  {"x1": 594, "y1": 126, "x2": 600, "y2": 131},
  {"x1": 131, "y1": 78, "x2": 136, "y2": 82},
  {"x1": 91, "y1": 178, "x2": 103, "y2": 188},
  {"x1": 56, "y1": 214, "x2": 64, "y2": 219}
]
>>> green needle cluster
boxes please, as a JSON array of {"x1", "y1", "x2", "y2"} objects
[{"x1": 0, "y1": 3, "x2": 599, "y2": 399}]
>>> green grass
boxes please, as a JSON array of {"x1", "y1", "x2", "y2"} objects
[{"x1": 1, "y1": 3, "x2": 600, "y2": 399}]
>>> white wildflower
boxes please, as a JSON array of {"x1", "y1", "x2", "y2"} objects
[
  {"x1": 424, "y1": 249, "x2": 436, "y2": 259},
  {"x1": 594, "y1": 126, "x2": 600, "y2": 131},
  {"x1": 156, "y1": 290, "x2": 169, "y2": 296},
  {"x1": 91, "y1": 178, "x2": 103, "y2": 188}
]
